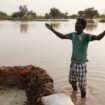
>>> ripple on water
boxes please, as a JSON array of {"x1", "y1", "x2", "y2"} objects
[{"x1": 52, "y1": 67, "x2": 105, "y2": 105}]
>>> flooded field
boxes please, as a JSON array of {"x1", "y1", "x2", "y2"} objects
[{"x1": 0, "y1": 19, "x2": 105, "y2": 105}]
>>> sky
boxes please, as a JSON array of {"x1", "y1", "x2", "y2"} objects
[{"x1": 0, "y1": 0, "x2": 105, "y2": 16}]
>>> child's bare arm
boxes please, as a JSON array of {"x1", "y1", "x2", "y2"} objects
[
  {"x1": 91, "y1": 31, "x2": 105, "y2": 41},
  {"x1": 45, "y1": 23, "x2": 69, "y2": 39}
]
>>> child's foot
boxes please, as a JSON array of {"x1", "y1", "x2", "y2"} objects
[{"x1": 72, "y1": 85, "x2": 77, "y2": 91}]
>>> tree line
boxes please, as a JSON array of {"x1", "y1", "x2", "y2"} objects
[{"x1": 0, "y1": 5, "x2": 105, "y2": 20}]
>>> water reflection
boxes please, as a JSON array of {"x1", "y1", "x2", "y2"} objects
[
  {"x1": 71, "y1": 91, "x2": 86, "y2": 105},
  {"x1": 70, "y1": 91, "x2": 78, "y2": 104},
  {"x1": 51, "y1": 22, "x2": 61, "y2": 29},
  {"x1": 86, "y1": 24, "x2": 97, "y2": 31},
  {"x1": 20, "y1": 22, "x2": 28, "y2": 33},
  {"x1": 86, "y1": 19, "x2": 98, "y2": 31},
  {"x1": 51, "y1": 20, "x2": 98, "y2": 32}
]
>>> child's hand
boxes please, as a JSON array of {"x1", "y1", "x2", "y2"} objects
[{"x1": 45, "y1": 23, "x2": 54, "y2": 31}]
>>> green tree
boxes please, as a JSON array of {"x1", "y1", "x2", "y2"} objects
[
  {"x1": 11, "y1": 5, "x2": 37, "y2": 20},
  {"x1": 60, "y1": 12, "x2": 68, "y2": 19},
  {"x1": 78, "y1": 11, "x2": 85, "y2": 17},
  {"x1": 45, "y1": 13, "x2": 51, "y2": 19},
  {"x1": 19, "y1": 5, "x2": 28, "y2": 18},
  {"x1": 84, "y1": 7, "x2": 99, "y2": 18},
  {"x1": 69, "y1": 14, "x2": 78, "y2": 19},
  {"x1": 45, "y1": 7, "x2": 68, "y2": 19},
  {"x1": 27, "y1": 10, "x2": 36, "y2": 19},
  {"x1": 11, "y1": 12, "x2": 21, "y2": 18},
  {"x1": 0, "y1": 11, "x2": 8, "y2": 19},
  {"x1": 49, "y1": 8, "x2": 61, "y2": 19},
  {"x1": 78, "y1": 7, "x2": 99, "y2": 19}
]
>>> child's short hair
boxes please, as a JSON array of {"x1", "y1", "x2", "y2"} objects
[{"x1": 77, "y1": 18, "x2": 87, "y2": 29}]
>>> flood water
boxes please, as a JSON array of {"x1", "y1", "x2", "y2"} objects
[{"x1": 0, "y1": 19, "x2": 105, "y2": 105}]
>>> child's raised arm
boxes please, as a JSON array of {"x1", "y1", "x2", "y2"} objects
[
  {"x1": 91, "y1": 31, "x2": 105, "y2": 41},
  {"x1": 45, "y1": 23, "x2": 69, "y2": 39}
]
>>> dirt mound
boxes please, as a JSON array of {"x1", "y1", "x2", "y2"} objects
[{"x1": 0, "y1": 65, "x2": 54, "y2": 105}]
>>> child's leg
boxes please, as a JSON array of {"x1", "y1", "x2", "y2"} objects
[
  {"x1": 77, "y1": 63, "x2": 87, "y2": 98},
  {"x1": 69, "y1": 63, "x2": 78, "y2": 91}
]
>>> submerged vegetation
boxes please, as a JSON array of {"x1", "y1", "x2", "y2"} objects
[{"x1": 0, "y1": 5, "x2": 105, "y2": 22}]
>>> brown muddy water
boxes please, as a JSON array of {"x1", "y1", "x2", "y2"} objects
[{"x1": 0, "y1": 19, "x2": 105, "y2": 105}]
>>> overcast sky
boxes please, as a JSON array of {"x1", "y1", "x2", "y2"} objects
[{"x1": 0, "y1": 0, "x2": 105, "y2": 15}]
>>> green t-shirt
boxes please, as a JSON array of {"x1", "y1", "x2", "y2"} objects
[{"x1": 67, "y1": 32, "x2": 91, "y2": 63}]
